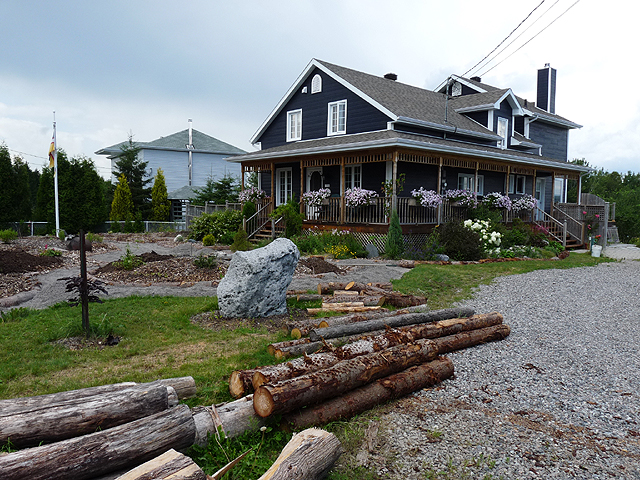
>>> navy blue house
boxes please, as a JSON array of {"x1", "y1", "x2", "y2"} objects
[{"x1": 228, "y1": 59, "x2": 590, "y2": 237}]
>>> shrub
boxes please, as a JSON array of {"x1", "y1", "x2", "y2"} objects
[
  {"x1": 439, "y1": 221, "x2": 482, "y2": 261},
  {"x1": 123, "y1": 218, "x2": 135, "y2": 233},
  {"x1": 230, "y1": 228, "x2": 253, "y2": 252},
  {"x1": 293, "y1": 234, "x2": 323, "y2": 255},
  {"x1": 86, "y1": 232, "x2": 103, "y2": 243},
  {"x1": 110, "y1": 221, "x2": 121, "y2": 233},
  {"x1": 114, "y1": 247, "x2": 144, "y2": 270},
  {"x1": 133, "y1": 212, "x2": 145, "y2": 233},
  {"x1": 271, "y1": 196, "x2": 302, "y2": 238},
  {"x1": 189, "y1": 210, "x2": 243, "y2": 244},
  {"x1": 193, "y1": 254, "x2": 218, "y2": 269},
  {"x1": 40, "y1": 247, "x2": 62, "y2": 257},
  {"x1": 242, "y1": 201, "x2": 256, "y2": 219},
  {"x1": 385, "y1": 210, "x2": 404, "y2": 259},
  {"x1": 202, "y1": 234, "x2": 216, "y2": 246},
  {"x1": 0, "y1": 229, "x2": 17, "y2": 243}
]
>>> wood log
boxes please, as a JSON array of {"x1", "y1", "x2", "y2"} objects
[
  {"x1": 283, "y1": 357, "x2": 454, "y2": 429},
  {"x1": 367, "y1": 282, "x2": 392, "y2": 290},
  {"x1": 324, "y1": 295, "x2": 385, "y2": 306},
  {"x1": 332, "y1": 290, "x2": 359, "y2": 296},
  {"x1": 268, "y1": 338, "x2": 311, "y2": 356},
  {"x1": 399, "y1": 312, "x2": 503, "y2": 340},
  {"x1": 229, "y1": 369, "x2": 258, "y2": 398},
  {"x1": 257, "y1": 428, "x2": 343, "y2": 480},
  {"x1": 307, "y1": 306, "x2": 381, "y2": 314},
  {"x1": 317, "y1": 282, "x2": 353, "y2": 295},
  {"x1": 433, "y1": 324, "x2": 511, "y2": 353},
  {"x1": 253, "y1": 339, "x2": 439, "y2": 418},
  {"x1": 0, "y1": 405, "x2": 196, "y2": 480},
  {"x1": 321, "y1": 301, "x2": 365, "y2": 309},
  {"x1": 296, "y1": 294, "x2": 323, "y2": 302},
  {"x1": 273, "y1": 329, "x2": 388, "y2": 359},
  {"x1": 309, "y1": 307, "x2": 475, "y2": 342},
  {"x1": 253, "y1": 351, "x2": 346, "y2": 391},
  {"x1": 0, "y1": 383, "x2": 176, "y2": 448},
  {"x1": 152, "y1": 376, "x2": 197, "y2": 400},
  {"x1": 288, "y1": 318, "x2": 330, "y2": 339},
  {"x1": 114, "y1": 449, "x2": 206, "y2": 480},
  {"x1": 192, "y1": 395, "x2": 266, "y2": 444}
]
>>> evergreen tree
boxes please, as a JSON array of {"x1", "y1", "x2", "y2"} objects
[
  {"x1": 385, "y1": 209, "x2": 404, "y2": 259},
  {"x1": 0, "y1": 144, "x2": 36, "y2": 223},
  {"x1": 34, "y1": 150, "x2": 107, "y2": 233},
  {"x1": 110, "y1": 174, "x2": 134, "y2": 221},
  {"x1": 151, "y1": 168, "x2": 170, "y2": 221},
  {"x1": 0, "y1": 144, "x2": 14, "y2": 223},
  {"x1": 112, "y1": 134, "x2": 151, "y2": 218},
  {"x1": 190, "y1": 174, "x2": 240, "y2": 205}
]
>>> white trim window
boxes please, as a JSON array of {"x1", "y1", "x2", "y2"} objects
[
  {"x1": 286, "y1": 109, "x2": 302, "y2": 142},
  {"x1": 458, "y1": 173, "x2": 484, "y2": 195},
  {"x1": 497, "y1": 117, "x2": 508, "y2": 149},
  {"x1": 508, "y1": 174, "x2": 526, "y2": 194},
  {"x1": 344, "y1": 164, "x2": 361, "y2": 190},
  {"x1": 311, "y1": 74, "x2": 322, "y2": 94},
  {"x1": 328, "y1": 100, "x2": 347, "y2": 136},
  {"x1": 276, "y1": 167, "x2": 293, "y2": 206}
]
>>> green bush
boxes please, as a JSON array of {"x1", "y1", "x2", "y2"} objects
[
  {"x1": 189, "y1": 210, "x2": 243, "y2": 244},
  {"x1": 114, "y1": 247, "x2": 144, "y2": 270},
  {"x1": 271, "y1": 196, "x2": 302, "y2": 238},
  {"x1": 0, "y1": 229, "x2": 17, "y2": 243},
  {"x1": 193, "y1": 254, "x2": 218, "y2": 269},
  {"x1": 202, "y1": 234, "x2": 216, "y2": 246},
  {"x1": 40, "y1": 247, "x2": 62, "y2": 257},
  {"x1": 230, "y1": 228, "x2": 253, "y2": 252},
  {"x1": 133, "y1": 212, "x2": 145, "y2": 233},
  {"x1": 86, "y1": 232, "x2": 103, "y2": 243},
  {"x1": 242, "y1": 201, "x2": 257, "y2": 219},
  {"x1": 110, "y1": 221, "x2": 121, "y2": 233},
  {"x1": 439, "y1": 221, "x2": 482, "y2": 261},
  {"x1": 123, "y1": 218, "x2": 135, "y2": 233},
  {"x1": 384, "y1": 210, "x2": 404, "y2": 259},
  {"x1": 292, "y1": 234, "x2": 323, "y2": 255},
  {"x1": 468, "y1": 204, "x2": 503, "y2": 225}
]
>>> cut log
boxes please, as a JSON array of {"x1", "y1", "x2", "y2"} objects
[
  {"x1": 309, "y1": 307, "x2": 475, "y2": 341},
  {"x1": 114, "y1": 449, "x2": 206, "y2": 480},
  {"x1": 152, "y1": 376, "x2": 197, "y2": 400},
  {"x1": 433, "y1": 324, "x2": 511, "y2": 353},
  {"x1": 307, "y1": 306, "x2": 381, "y2": 314},
  {"x1": 229, "y1": 369, "x2": 258, "y2": 398},
  {"x1": 367, "y1": 282, "x2": 392, "y2": 290},
  {"x1": 324, "y1": 295, "x2": 385, "y2": 306},
  {"x1": 253, "y1": 339, "x2": 439, "y2": 417},
  {"x1": 332, "y1": 290, "x2": 359, "y2": 296},
  {"x1": 321, "y1": 301, "x2": 365, "y2": 309},
  {"x1": 317, "y1": 282, "x2": 354, "y2": 295},
  {"x1": 268, "y1": 337, "x2": 311, "y2": 356},
  {"x1": 288, "y1": 318, "x2": 330, "y2": 339},
  {"x1": 0, "y1": 383, "x2": 176, "y2": 448},
  {"x1": 257, "y1": 428, "x2": 343, "y2": 480},
  {"x1": 283, "y1": 357, "x2": 454, "y2": 429},
  {"x1": 192, "y1": 395, "x2": 266, "y2": 444},
  {"x1": 399, "y1": 312, "x2": 503, "y2": 340},
  {"x1": 0, "y1": 405, "x2": 196, "y2": 480},
  {"x1": 296, "y1": 294, "x2": 323, "y2": 302},
  {"x1": 273, "y1": 329, "x2": 388, "y2": 359},
  {"x1": 252, "y1": 351, "x2": 346, "y2": 390}
]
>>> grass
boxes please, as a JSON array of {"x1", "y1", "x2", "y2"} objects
[
  {"x1": 392, "y1": 252, "x2": 614, "y2": 309},
  {"x1": 0, "y1": 252, "x2": 616, "y2": 476}
]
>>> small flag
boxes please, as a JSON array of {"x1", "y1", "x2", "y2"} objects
[{"x1": 48, "y1": 133, "x2": 56, "y2": 168}]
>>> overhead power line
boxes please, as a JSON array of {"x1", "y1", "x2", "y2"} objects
[
  {"x1": 463, "y1": 0, "x2": 547, "y2": 77},
  {"x1": 478, "y1": 0, "x2": 582, "y2": 77}
]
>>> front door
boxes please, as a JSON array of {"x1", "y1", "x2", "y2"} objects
[
  {"x1": 305, "y1": 167, "x2": 323, "y2": 219},
  {"x1": 535, "y1": 178, "x2": 546, "y2": 220},
  {"x1": 276, "y1": 168, "x2": 292, "y2": 206}
]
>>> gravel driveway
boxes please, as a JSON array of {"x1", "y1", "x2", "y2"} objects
[{"x1": 372, "y1": 259, "x2": 640, "y2": 479}]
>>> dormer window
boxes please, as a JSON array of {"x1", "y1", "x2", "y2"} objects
[
  {"x1": 287, "y1": 109, "x2": 302, "y2": 142},
  {"x1": 497, "y1": 117, "x2": 508, "y2": 149},
  {"x1": 328, "y1": 100, "x2": 347, "y2": 136},
  {"x1": 451, "y1": 81, "x2": 462, "y2": 97},
  {"x1": 311, "y1": 74, "x2": 322, "y2": 94}
]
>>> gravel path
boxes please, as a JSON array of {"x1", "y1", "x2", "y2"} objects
[{"x1": 371, "y1": 260, "x2": 640, "y2": 479}]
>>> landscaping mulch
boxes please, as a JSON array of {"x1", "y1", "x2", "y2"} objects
[{"x1": 0, "y1": 249, "x2": 63, "y2": 274}]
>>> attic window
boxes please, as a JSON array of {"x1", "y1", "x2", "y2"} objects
[
  {"x1": 311, "y1": 74, "x2": 322, "y2": 94},
  {"x1": 451, "y1": 82, "x2": 462, "y2": 97}
]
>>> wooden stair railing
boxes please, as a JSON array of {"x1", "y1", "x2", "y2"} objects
[
  {"x1": 244, "y1": 201, "x2": 273, "y2": 240},
  {"x1": 532, "y1": 208, "x2": 567, "y2": 248}
]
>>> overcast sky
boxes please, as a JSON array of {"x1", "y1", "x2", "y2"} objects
[{"x1": 1, "y1": 0, "x2": 637, "y2": 179}]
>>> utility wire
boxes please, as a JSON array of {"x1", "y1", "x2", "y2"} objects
[
  {"x1": 471, "y1": 0, "x2": 561, "y2": 77},
  {"x1": 463, "y1": 0, "x2": 547, "y2": 77},
  {"x1": 478, "y1": 0, "x2": 582, "y2": 77}
]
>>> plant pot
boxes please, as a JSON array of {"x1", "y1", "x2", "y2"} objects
[
  {"x1": 408, "y1": 198, "x2": 417, "y2": 206},
  {"x1": 591, "y1": 244, "x2": 602, "y2": 257},
  {"x1": 321, "y1": 198, "x2": 330, "y2": 205}
]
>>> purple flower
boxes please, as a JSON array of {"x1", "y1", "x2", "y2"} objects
[{"x1": 411, "y1": 188, "x2": 442, "y2": 208}]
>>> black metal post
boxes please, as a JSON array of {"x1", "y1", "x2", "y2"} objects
[{"x1": 79, "y1": 230, "x2": 90, "y2": 337}]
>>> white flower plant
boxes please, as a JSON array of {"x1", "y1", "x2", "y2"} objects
[
  {"x1": 411, "y1": 188, "x2": 443, "y2": 208},
  {"x1": 463, "y1": 218, "x2": 502, "y2": 256},
  {"x1": 238, "y1": 187, "x2": 268, "y2": 204},
  {"x1": 344, "y1": 187, "x2": 379, "y2": 208},
  {"x1": 302, "y1": 188, "x2": 331, "y2": 207}
]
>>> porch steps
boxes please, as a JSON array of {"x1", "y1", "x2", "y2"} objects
[
  {"x1": 249, "y1": 224, "x2": 273, "y2": 244},
  {"x1": 544, "y1": 225, "x2": 584, "y2": 250}
]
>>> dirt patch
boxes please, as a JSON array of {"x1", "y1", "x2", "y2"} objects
[
  {"x1": 298, "y1": 257, "x2": 347, "y2": 275},
  {"x1": 53, "y1": 335, "x2": 121, "y2": 351},
  {"x1": 0, "y1": 249, "x2": 63, "y2": 274}
]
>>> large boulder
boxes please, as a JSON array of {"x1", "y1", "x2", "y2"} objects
[{"x1": 217, "y1": 238, "x2": 300, "y2": 318}]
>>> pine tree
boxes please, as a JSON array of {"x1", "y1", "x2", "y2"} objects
[
  {"x1": 112, "y1": 134, "x2": 152, "y2": 218},
  {"x1": 110, "y1": 174, "x2": 134, "y2": 221},
  {"x1": 385, "y1": 209, "x2": 404, "y2": 259},
  {"x1": 151, "y1": 168, "x2": 170, "y2": 221}
]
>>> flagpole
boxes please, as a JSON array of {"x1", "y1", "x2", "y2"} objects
[{"x1": 53, "y1": 112, "x2": 60, "y2": 236}]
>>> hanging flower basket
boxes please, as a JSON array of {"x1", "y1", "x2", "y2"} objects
[{"x1": 302, "y1": 188, "x2": 331, "y2": 207}]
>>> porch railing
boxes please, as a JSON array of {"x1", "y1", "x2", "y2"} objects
[
  {"x1": 551, "y1": 208, "x2": 584, "y2": 244},
  {"x1": 244, "y1": 199, "x2": 273, "y2": 239},
  {"x1": 532, "y1": 207, "x2": 567, "y2": 247},
  {"x1": 396, "y1": 198, "x2": 439, "y2": 224}
]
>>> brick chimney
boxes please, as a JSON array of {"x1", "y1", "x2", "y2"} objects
[{"x1": 537, "y1": 63, "x2": 556, "y2": 114}]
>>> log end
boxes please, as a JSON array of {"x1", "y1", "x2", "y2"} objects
[
  {"x1": 229, "y1": 371, "x2": 247, "y2": 399},
  {"x1": 318, "y1": 320, "x2": 329, "y2": 329},
  {"x1": 252, "y1": 372, "x2": 268, "y2": 391},
  {"x1": 291, "y1": 328, "x2": 302, "y2": 340},
  {"x1": 253, "y1": 386, "x2": 275, "y2": 418}
]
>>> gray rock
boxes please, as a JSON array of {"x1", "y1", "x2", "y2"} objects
[
  {"x1": 66, "y1": 236, "x2": 92, "y2": 251},
  {"x1": 365, "y1": 243, "x2": 379, "y2": 258},
  {"x1": 217, "y1": 238, "x2": 300, "y2": 318},
  {"x1": 434, "y1": 253, "x2": 449, "y2": 261}
]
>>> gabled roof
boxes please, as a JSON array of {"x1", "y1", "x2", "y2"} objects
[
  {"x1": 96, "y1": 129, "x2": 246, "y2": 158},
  {"x1": 450, "y1": 89, "x2": 524, "y2": 115},
  {"x1": 251, "y1": 59, "x2": 502, "y2": 145}
]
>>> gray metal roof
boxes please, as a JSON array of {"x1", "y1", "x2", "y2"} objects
[{"x1": 96, "y1": 129, "x2": 246, "y2": 157}]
